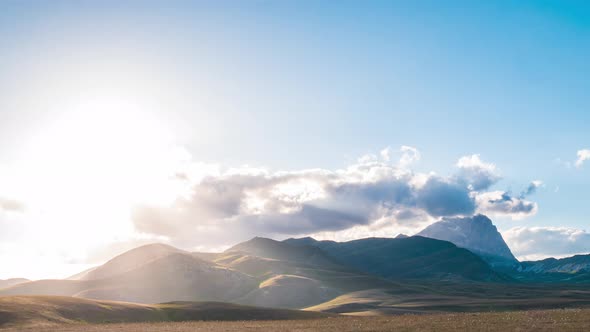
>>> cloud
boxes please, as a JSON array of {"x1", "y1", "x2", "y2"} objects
[
  {"x1": 456, "y1": 154, "x2": 500, "y2": 191},
  {"x1": 416, "y1": 177, "x2": 475, "y2": 217},
  {"x1": 519, "y1": 180, "x2": 543, "y2": 198},
  {"x1": 503, "y1": 227, "x2": 590, "y2": 260},
  {"x1": 576, "y1": 149, "x2": 590, "y2": 168},
  {"x1": 398, "y1": 146, "x2": 421, "y2": 168},
  {"x1": 371, "y1": 145, "x2": 420, "y2": 168},
  {"x1": 130, "y1": 148, "x2": 536, "y2": 247},
  {"x1": 475, "y1": 191, "x2": 538, "y2": 220}
]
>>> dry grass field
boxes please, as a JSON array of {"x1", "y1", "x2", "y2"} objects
[{"x1": 2, "y1": 308, "x2": 589, "y2": 332}]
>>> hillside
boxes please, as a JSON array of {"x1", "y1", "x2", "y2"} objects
[
  {"x1": 0, "y1": 250, "x2": 256, "y2": 304},
  {"x1": 70, "y1": 243, "x2": 183, "y2": 281},
  {"x1": 0, "y1": 279, "x2": 29, "y2": 290},
  {"x1": 218, "y1": 238, "x2": 399, "y2": 308},
  {"x1": 305, "y1": 282, "x2": 590, "y2": 315},
  {"x1": 0, "y1": 296, "x2": 329, "y2": 328},
  {"x1": 285, "y1": 236, "x2": 510, "y2": 282}
]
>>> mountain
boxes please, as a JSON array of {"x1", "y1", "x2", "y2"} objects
[
  {"x1": 417, "y1": 214, "x2": 519, "y2": 267},
  {"x1": 70, "y1": 243, "x2": 183, "y2": 280},
  {"x1": 284, "y1": 236, "x2": 510, "y2": 282},
  {"x1": 222, "y1": 237, "x2": 396, "y2": 308},
  {"x1": 0, "y1": 278, "x2": 29, "y2": 289},
  {"x1": 520, "y1": 254, "x2": 590, "y2": 274},
  {"x1": 512, "y1": 254, "x2": 590, "y2": 283},
  {"x1": 0, "y1": 246, "x2": 256, "y2": 304},
  {"x1": 226, "y1": 237, "x2": 343, "y2": 269}
]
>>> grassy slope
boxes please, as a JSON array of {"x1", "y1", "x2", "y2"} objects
[
  {"x1": 0, "y1": 296, "x2": 329, "y2": 328},
  {"x1": 212, "y1": 247, "x2": 401, "y2": 309},
  {"x1": 2, "y1": 309, "x2": 590, "y2": 332},
  {"x1": 305, "y1": 282, "x2": 590, "y2": 314}
]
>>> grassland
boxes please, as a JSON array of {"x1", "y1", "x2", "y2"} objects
[
  {"x1": 1, "y1": 308, "x2": 589, "y2": 331},
  {"x1": 0, "y1": 296, "x2": 328, "y2": 329}
]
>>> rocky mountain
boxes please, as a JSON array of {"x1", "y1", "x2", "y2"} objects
[
  {"x1": 416, "y1": 214, "x2": 518, "y2": 267},
  {"x1": 284, "y1": 236, "x2": 510, "y2": 282}
]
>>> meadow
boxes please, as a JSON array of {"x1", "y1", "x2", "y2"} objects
[{"x1": 2, "y1": 308, "x2": 589, "y2": 332}]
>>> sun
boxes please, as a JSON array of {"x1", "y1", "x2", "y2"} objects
[{"x1": 6, "y1": 96, "x2": 188, "y2": 253}]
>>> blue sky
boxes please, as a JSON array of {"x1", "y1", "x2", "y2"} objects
[{"x1": 0, "y1": 1, "x2": 589, "y2": 278}]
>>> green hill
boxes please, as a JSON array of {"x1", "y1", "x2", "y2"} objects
[{"x1": 285, "y1": 236, "x2": 510, "y2": 282}]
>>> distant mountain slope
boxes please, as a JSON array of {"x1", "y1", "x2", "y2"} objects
[
  {"x1": 510, "y1": 254, "x2": 590, "y2": 283},
  {"x1": 416, "y1": 215, "x2": 518, "y2": 267},
  {"x1": 0, "y1": 296, "x2": 329, "y2": 328},
  {"x1": 0, "y1": 278, "x2": 29, "y2": 289},
  {"x1": 285, "y1": 236, "x2": 510, "y2": 282},
  {"x1": 520, "y1": 254, "x2": 590, "y2": 274}
]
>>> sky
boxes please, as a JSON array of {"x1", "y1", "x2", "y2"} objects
[{"x1": 0, "y1": 1, "x2": 589, "y2": 279}]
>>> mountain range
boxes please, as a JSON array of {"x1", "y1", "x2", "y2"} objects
[{"x1": 1, "y1": 214, "x2": 589, "y2": 316}]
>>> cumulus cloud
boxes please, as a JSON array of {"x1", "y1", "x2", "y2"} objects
[
  {"x1": 576, "y1": 149, "x2": 590, "y2": 168},
  {"x1": 456, "y1": 154, "x2": 500, "y2": 191},
  {"x1": 503, "y1": 227, "x2": 590, "y2": 260},
  {"x1": 129, "y1": 148, "x2": 537, "y2": 247}
]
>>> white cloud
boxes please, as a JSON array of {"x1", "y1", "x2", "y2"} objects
[
  {"x1": 456, "y1": 154, "x2": 500, "y2": 191},
  {"x1": 398, "y1": 145, "x2": 421, "y2": 168},
  {"x1": 130, "y1": 148, "x2": 536, "y2": 248},
  {"x1": 503, "y1": 226, "x2": 590, "y2": 260},
  {"x1": 475, "y1": 191, "x2": 538, "y2": 220},
  {"x1": 576, "y1": 149, "x2": 590, "y2": 168}
]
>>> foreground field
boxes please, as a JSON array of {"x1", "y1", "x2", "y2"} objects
[
  {"x1": 2, "y1": 309, "x2": 589, "y2": 332},
  {"x1": 0, "y1": 296, "x2": 327, "y2": 328}
]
